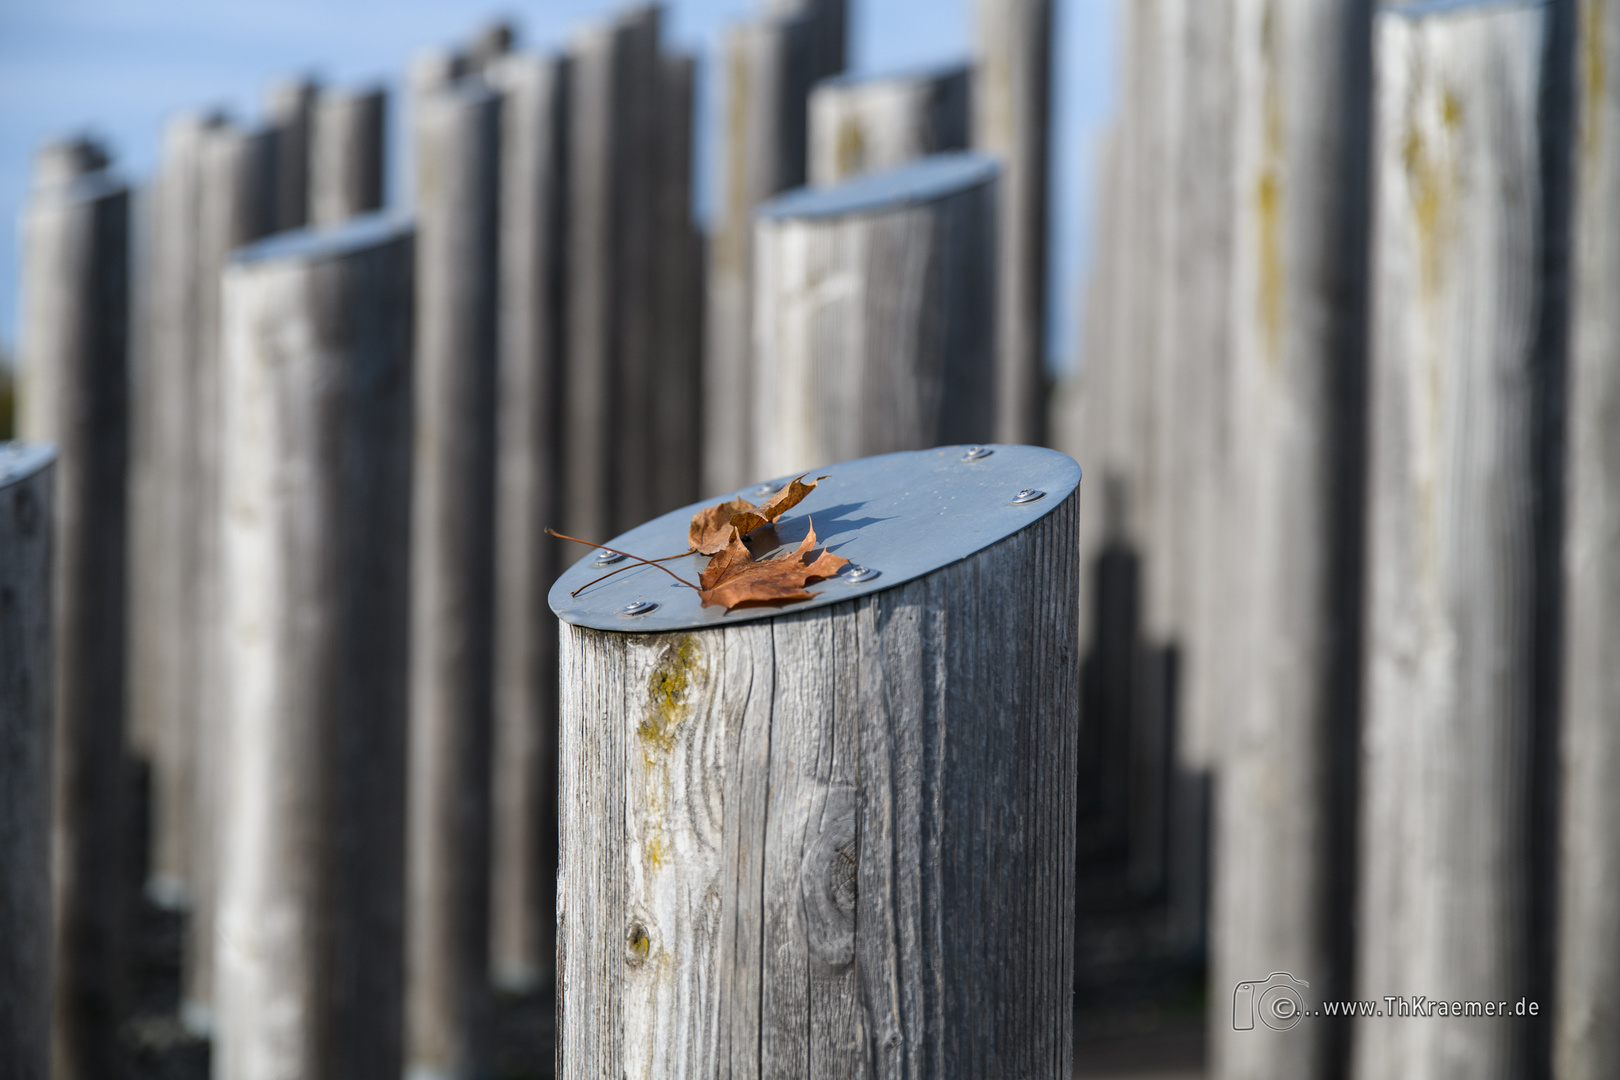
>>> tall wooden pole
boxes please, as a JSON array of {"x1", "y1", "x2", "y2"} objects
[
  {"x1": 17, "y1": 140, "x2": 131, "y2": 1080},
  {"x1": 266, "y1": 77, "x2": 318, "y2": 232},
  {"x1": 0, "y1": 444, "x2": 56, "y2": 1080},
  {"x1": 1357, "y1": 4, "x2": 1558, "y2": 1077},
  {"x1": 310, "y1": 86, "x2": 387, "y2": 227},
  {"x1": 808, "y1": 64, "x2": 971, "y2": 185},
  {"x1": 408, "y1": 80, "x2": 501, "y2": 1079},
  {"x1": 752, "y1": 153, "x2": 998, "y2": 483},
  {"x1": 972, "y1": 0, "x2": 1051, "y2": 446},
  {"x1": 1557, "y1": 2, "x2": 1620, "y2": 1076},
  {"x1": 652, "y1": 51, "x2": 702, "y2": 516},
  {"x1": 214, "y1": 216, "x2": 413, "y2": 1080}
]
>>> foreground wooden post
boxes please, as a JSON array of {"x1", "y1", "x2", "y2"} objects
[
  {"x1": 972, "y1": 0, "x2": 1051, "y2": 445},
  {"x1": 214, "y1": 216, "x2": 413, "y2": 1080},
  {"x1": 0, "y1": 444, "x2": 55, "y2": 1080},
  {"x1": 408, "y1": 80, "x2": 501, "y2": 1079},
  {"x1": 17, "y1": 140, "x2": 131, "y2": 1080},
  {"x1": 1357, "y1": 4, "x2": 1557, "y2": 1078},
  {"x1": 553, "y1": 444, "x2": 1079, "y2": 1078},
  {"x1": 266, "y1": 77, "x2": 318, "y2": 231},
  {"x1": 488, "y1": 50, "x2": 568, "y2": 994},
  {"x1": 808, "y1": 63, "x2": 970, "y2": 185},
  {"x1": 752, "y1": 153, "x2": 998, "y2": 481},
  {"x1": 1558, "y1": 3, "x2": 1620, "y2": 1077},
  {"x1": 310, "y1": 86, "x2": 387, "y2": 226}
]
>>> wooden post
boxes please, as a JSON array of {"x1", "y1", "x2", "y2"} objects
[
  {"x1": 214, "y1": 215, "x2": 413, "y2": 1080},
  {"x1": 652, "y1": 52, "x2": 703, "y2": 516},
  {"x1": 553, "y1": 445, "x2": 1079, "y2": 1079},
  {"x1": 1557, "y1": 2, "x2": 1620, "y2": 1077},
  {"x1": 487, "y1": 50, "x2": 568, "y2": 995},
  {"x1": 972, "y1": 0, "x2": 1051, "y2": 446},
  {"x1": 751, "y1": 153, "x2": 998, "y2": 482},
  {"x1": 17, "y1": 140, "x2": 131, "y2": 1080},
  {"x1": 807, "y1": 63, "x2": 970, "y2": 185},
  {"x1": 310, "y1": 86, "x2": 387, "y2": 227},
  {"x1": 408, "y1": 79, "x2": 500, "y2": 1079},
  {"x1": 465, "y1": 20, "x2": 517, "y2": 77},
  {"x1": 267, "y1": 78, "x2": 318, "y2": 232},
  {"x1": 0, "y1": 444, "x2": 55, "y2": 1080},
  {"x1": 703, "y1": 1, "x2": 847, "y2": 496},
  {"x1": 1357, "y1": 4, "x2": 1555, "y2": 1077}
]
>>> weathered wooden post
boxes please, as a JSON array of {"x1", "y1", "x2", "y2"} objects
[
  {"x1": 971, "y1": 0, "x2": 1051, "y2": 446},
  {"x1": 703, "y1": 1, "x2": 847, "y2": 496},
  {"x1": 1357, "y1": 3, "x2": 1559, "y2": 1078},
  {"x1": 16, "y1": 139, "x2": 131, "y2": 1080},
  {"x1": 553, "y1": 444, "x2": 1080, "y2": 1078},
  {"x1": 213, "y1": 215, "x2": 413, "y2": 1080},
  {"x1": 808, "y1": 63, "x2": 970, "y2": 185},
  {"x1": 310, "y1": 86, "x2": 387, "y2": 226},
  {"x1": 408, "y1": 79, "x2": 501, "y2": 1079},
  {"x1": 1557, "y1": 3, "x2": 1620, "y2": 1077},
  {"x1": 267, "y1": 77, "x2": 318, "y2": 231},
  {"x1": 487, "y1": 49, "x2": 568, "y2": 995},
  {"x1": 751, "y1": 153, "x2": 998, "y2": 482},
  {"x1": 0, "y1": 443, "x2": 55, "y2": 1080}
]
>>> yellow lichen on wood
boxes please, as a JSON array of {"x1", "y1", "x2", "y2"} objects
[
  {"x1": 635, "y1": 636, "x2": 705, "y2": 876},
  {"x1": 1583, "y1": 0, "x2": 1608, "y2": 165},
  {"x1": 1255, "y1": 2, "x2": 1286, "y2": 364},
  {"x1": 835, "y1": 117, "x2": 866, "y2": 179}
]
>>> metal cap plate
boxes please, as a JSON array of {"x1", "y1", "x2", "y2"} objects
[
  {"x1": 550, "y1": 444, "x2": 1080, "y2": 633},
  {"x1": 0, "y1": 441, "x2": 57, "y2": 490}
]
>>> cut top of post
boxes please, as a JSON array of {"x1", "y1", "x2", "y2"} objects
[
  {"x1": 1390, "y1": 0, "x2": 1543, "y2": 18},
  {"x1": 550, "y1": 443, "x2": 1079, "y2": 632},
  {"x1": 758, "y1": 150, "x2": 998, "y2": 221},
  {"x1": 230, "y1": 211, "x2": 411, "y2": 268},
  {"x1": 0, "y1": 443, "x2": 56, "y2": 490},
  {"x1": 812, "y1": 58, "x2": 971, "y2": 94}
]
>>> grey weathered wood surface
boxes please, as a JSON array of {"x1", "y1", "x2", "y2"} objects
[
  {"x1": 1356, "y1": 5, "x2": 1551, "y2": 1078},
  {"x1": 267, "y1": 78, "x2": 318, "y2": 231},
  {"x1": 557, "y1": 488, "x2": 1079, "y2": 1078},
  {"x1": 0, "y1": 446, "x2": 55, "y2": 1080},
  {"x1": 214, "y1": 217, "x2": 413, "y2": 1080},
  {"x1": 408, "y1": 80, "x2": 501, "y2": 1079},
  {"x1": 972, "y1": 0, "x2": 1050, "y2": 446},
  {"x1": 17, "y1": 143, "x2": 131, "y2": 1080},
  {"x1": 1557, "y1": 3, "x2": 1620, "y2": 1077},
  {"x1": 465, "y1": 19, "x2": 517, "y2": 77},
  {"x1": 808, "y1": 64, "x2": 970, "y2": 185},
  {"x1": 751, "y1": 153, "x2": 997, "y2": 482},
  {"x1": 703, "y1": 1, "x2": 847, "y2": 495},
  {"x1": 652, "y1": 51, "x2": 703, "y2": 517},
  {"x1": 488, "y1": 50, "x2": 567, "y2": 995},
  {"x1": 310, "y1": 86, "x2": 387, "y2": 227}
]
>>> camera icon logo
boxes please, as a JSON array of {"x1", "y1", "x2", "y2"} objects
[{"x1": 1232, "y1": 972, "x2": 1310, "y2": 1031}]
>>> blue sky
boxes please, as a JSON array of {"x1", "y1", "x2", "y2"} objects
[{"x1": 0, "y1": 0, "x2": 1116, "y2": 374}]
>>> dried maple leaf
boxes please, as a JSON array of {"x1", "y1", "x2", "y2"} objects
[
  {"x1": 697, "y1": 518, "x2": 850, "y2": 612},
  {"x1": 727, "y1": 474, "x2": 829, "y2": 537},
  {"x1": 688, "y1": 496, "x2": 757, "y2": 555}
]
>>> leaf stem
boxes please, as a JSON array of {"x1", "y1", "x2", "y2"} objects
[
  {"x1": 569, "y1": 550, "x2": 695, "y2": 597},
  {"x1": 546, "y1": 528, "x2": 701, "y2": 592}
]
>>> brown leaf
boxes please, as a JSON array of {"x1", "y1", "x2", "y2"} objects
[
  {"x1": 698, "y1": 518, "x2": 851, "y2": 612},
  {"x1": 727, "y1": 474, "x2": 829, "y2": 537},
  {"x1": 688, "y1": 496, "x2": 757, "y2": 555}
]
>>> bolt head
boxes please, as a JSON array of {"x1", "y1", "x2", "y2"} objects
[
  {"x1": 594, "y1": 549, "x2": 627, "y2": 566},
  {"x1": 1011, "y1": 488, "x2": 1047, "y2": 504},
  {"x1": 961, "y1": 445, "x2": 994, "y2": 461},
  {"x1": 619, "y1": 600, "x2": 658, "y2": 616},
  {"x1": 842, "y1": 565, "x2": 881, "y2": 583}
]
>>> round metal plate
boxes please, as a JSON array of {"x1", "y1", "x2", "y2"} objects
[
  {"x1": 551, "y1": 444, "x2": 1080, "y2": 633},
  {"x1": 0, "y1": 442, "x2": 56, "y2": 489}
]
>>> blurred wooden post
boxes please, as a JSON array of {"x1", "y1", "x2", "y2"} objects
[
  {"x1": 972, "y1": 0, "x2": 1051, "y2": 445},
  {"x1": 487, "y1": 50, "x2": 567, "y2": 995},
  {"x1": 267, "y1": 78, "x2": 318, "y2": 231},
  {"x1": 752, "y1": 153, "x2": 998, "y2": 481},
  {"x1": 703, "y1": 1, "x2": 847, "y2": 495},
  {"x1": 0, "y1": 444, "x2": 55, "y2": 1080},
  {"x1": 310, "y1": 86, "x2": 387, "y2": 226},
  {"x1": 808, "y1": 63, "x2": 970, "y2": 185},
  {"x1": 214, "y1": 216, "x2": 413, "y2": 1080},
  {"x1": 1558, "y1": 2, "x2": 1620, "y2": 1077},
  {"x1": 17, "y1": 140, "x2": 131, "y2": 1080},
  {"x1": 465, "y1": 20, "x2": 517, "y2": 77},
  {"x1": 1358, "y1": 4, "x2": 1555, "y2": 1078},
  {"x1": 652, "y1": 52, "x2": 702, "y2": 514},
  {"x1": 556, "y1": 463, "x2": 1078, "y2": 1078},
  {"x1": 408, "y1": 80, "x2": 500, "y2": 1079}
]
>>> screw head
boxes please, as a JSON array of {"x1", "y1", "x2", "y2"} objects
[
  {"x1": 618, "y1": 600, "x2": 659, "y2": 617},
  {"x1": 751, "y1": 479, "x2": 786, "y2": 499},
  {"x1": 1010, "y1": 488, "x2": 1047, "y2": 505},
  {"x1": 961, "y1": 445, "x2": 994, "y2": 461},
  {"x1": 842, "y1": 565, "x2": 881, "y2": 583},
  {"x1": 594, "y1": 549, "x2": 627, "y2": 566}
]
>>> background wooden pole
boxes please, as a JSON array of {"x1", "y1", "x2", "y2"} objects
[
  {"x1": 310, "y1": 86, "x2": 387, "y2": 227},
  {"x1": 1357, "y1": 4, "x2": 1557, "y2": 1077},
  {"x1": 703, "y1": 1, "x2": 847, "y2": 496},
  {"x1": 971, "y1": 0, "x2": 1051, "y2": 446},
  {"x1": 17, "y1": 140, "x2": 131, "y2": 1080},
  {"x1": 807, "y1": 63, "x2": 970, "y2": 185},
  {"x1": 557, "y1": 481, "x2": 1079, "y2": 1078},
  {"x1": 751, "y1": 152, "x2": 997, "y2": 482},
  {"x1": 266, "y1": 77, "x2": 318, "y2": 232},
  {"x1": 488, "y1": 49, "x2": 567, "y2": 996},
  {"x1": 0, "y1": 444, "x2": 56, "y2": 1080},
  {"x1": 407, "y1": 79, "x2": 501, "y2": 1079},
  {"x1": 214, "y1": 215, "x2": 413, "y2": 1080},
  {"x1": 1557, "y1": 2, "x2": 1620, "y2": 1076}
]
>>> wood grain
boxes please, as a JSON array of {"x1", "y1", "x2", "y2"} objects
[
  {"x1": 266, "y1": 78, "x2": 318, "y2": 232},
  {"x1": 310, "y1": 86, "x2": 387, "y2": 227}
]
